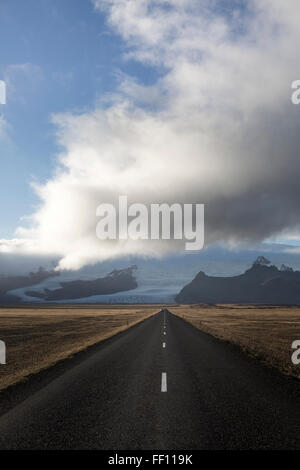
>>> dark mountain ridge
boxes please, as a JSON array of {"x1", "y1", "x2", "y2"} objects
[
  {"x1": 176, "y1": 257, "x2": 300, "y2": 304},
  {"x1": 0, "y1": 267, "x2": 59, "y2": 296},
  {"x1": 26, "y1": 265, "x2": 138, "y2": 301}
]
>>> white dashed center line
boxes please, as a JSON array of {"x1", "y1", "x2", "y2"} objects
[
  {"x1": 163, "y1": 342, "x2": 166, "y2": 348},
  {"x1": 161, "y1": 372, "x2": 167, "y2": 392}
]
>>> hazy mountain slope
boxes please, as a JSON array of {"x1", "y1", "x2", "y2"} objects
[
  {"x1": 0, "y1": 267, "x2": 59, "y2": 296},
  {"x1": 26, "y1": 266, "x2": 138, "y2": 301}
]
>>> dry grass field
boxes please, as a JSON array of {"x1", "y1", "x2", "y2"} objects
[
  {"x1": 2, "y1": 304, "x2": 300, "y2": 392},
  {"x1": 0, "y1": 305, "x2": 157, "y2": 390},
  {"x1": 172, "y1": 305, "x2": 300, "y2": 379}
]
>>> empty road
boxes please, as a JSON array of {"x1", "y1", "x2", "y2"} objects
[{"x1": 0, "y1": 309, "x2": 300, "y2": 449}]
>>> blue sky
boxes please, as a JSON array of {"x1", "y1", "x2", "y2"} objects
[
  {"x1": 0, "y1": 0, "x2": 157, "y2": 237},
  {"x1": 0, "y1": 0, "x2": 300, "y2": 271}
]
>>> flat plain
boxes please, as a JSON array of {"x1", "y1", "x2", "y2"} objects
[
  {"x1": 2, "y1": 303, "x2": 300, "y2": 393},
  {"x1": 173, "y1": 304, "x2": 300, "y2": 379},
  {"x1": 0, "y1": 305, "x2": 157, "y2": 390}
]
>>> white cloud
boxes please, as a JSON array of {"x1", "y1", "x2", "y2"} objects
[{"x1": 3, "y1": 0, "x2": 300, "y2": 269}]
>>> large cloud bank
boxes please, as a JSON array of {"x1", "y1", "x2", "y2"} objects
[{"x1": 2, "y1": 0, "x2": 300, "y2": 270}]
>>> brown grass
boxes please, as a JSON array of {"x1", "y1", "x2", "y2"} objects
[
  {"x1": 0, "y1": 305, "x2": 157, "y2": 390},
  {"x1": 172, "y1": 305, "x2": 300, "y2": 379}
]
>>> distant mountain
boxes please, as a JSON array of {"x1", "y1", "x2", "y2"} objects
[
  {"x1": 7, "y1": 246, "x2": 300, "y2": 304},
  {"x1": 0, "y1": 267, "x2": 59, "y2": 297},
  {"x1": 175, "y1": 257, "x2": 300, "y2": 304},
  {"x1": 26, "y1": 266, "x2": 138, "y2": 301},
  {"x1": 0, "y1": 293, "x2": 22, "y2": 304}
]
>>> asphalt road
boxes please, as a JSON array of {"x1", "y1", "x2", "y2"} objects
[{"x1": 1, "y1": 309, "x2": 300, "y2": 449}]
